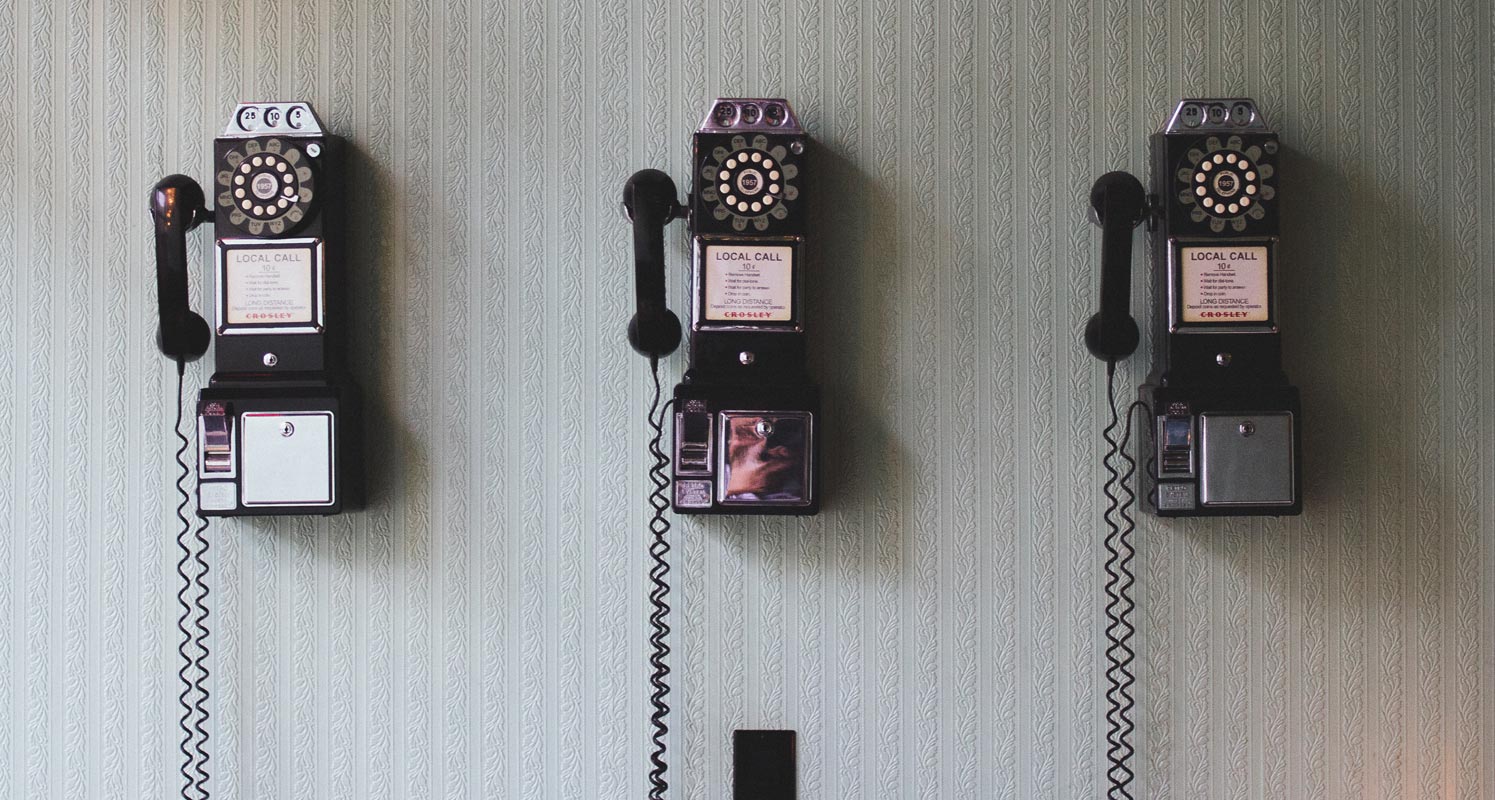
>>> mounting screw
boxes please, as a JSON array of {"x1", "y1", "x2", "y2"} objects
[
  {"x1": 789, "y1": 140, "x2": 804, "y2": 154},
  {"x1": 739, "y1": 351, "x2": 755, "y2": 366},
  {"x1": 1216, "y1": 352, "x2": 1232, "y2": 366},
  {"x1": 279, "y1": 421, "x2": 295, "y2": 437},
  {"x1": 262, "y1": 352, "x2": 278, "y2": 367},
  {"x1": 1238, "y1": 421, "x2": 1256, "y2": 437},
  {"x1": 754, "y1": 419, "x2": 774, "y2": 438},
  {"x1": 305, "y1": 142, "x2": 322, "y2": 157}
]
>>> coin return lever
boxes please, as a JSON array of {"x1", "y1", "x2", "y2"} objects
[{"x1": 200, "y1": 403, "x2": 234, "y2": 474}]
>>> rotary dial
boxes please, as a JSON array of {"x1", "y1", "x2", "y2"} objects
[
  {"x1": 1176, "y1": 135, "x2": 1276, "y2": 233},
  {"x1": 216, "y1": 138, "x2": 316, "y2": 236},
  {"x1": 698, "y1": 134, "x2": 799, "y2": 232}
]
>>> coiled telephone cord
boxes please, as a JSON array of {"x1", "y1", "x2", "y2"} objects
[
  {"x1": 645, "y1": 358, "x2": 674, "y2": 800},
  {"x1": 173, "y1": 363, "x2": 213, "y2": 800},
  {"x1": 1101, "y1": 361, "x2": 1148, "y2": 800}
]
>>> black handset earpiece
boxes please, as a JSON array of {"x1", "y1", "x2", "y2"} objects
[
  {"x1": 150, "y1": 174, "x2": 212, "y2": 363},
  {"x1": 1085, "y1": 170, "x2": 1148, "y2": 362},
  {"x1": 623, "y1": 169, "x2": 683, "y2": 359}
]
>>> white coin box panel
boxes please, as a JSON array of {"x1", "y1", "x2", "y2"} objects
[{"x1": 240, "y1": 411, "x2": 335, "y2": 507}]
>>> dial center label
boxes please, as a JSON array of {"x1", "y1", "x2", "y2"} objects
[
  {"x1": 251, "y1": 173, "x2": 278, "y2": 199},
  {"x1": 1181, "y1": 245, "x2": 1269, "y2": 322},
  {"x1": 704, "y1": 245, "x2": 793, "y2": 322},
  {"x1": 223, "y1": 246, "x2": 316, "y2": 325}
]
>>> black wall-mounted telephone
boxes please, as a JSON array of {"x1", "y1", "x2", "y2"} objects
[
  {"x1": 152, "y1": 101, "x2": 362, "y2": 517},
  {"x1": 1089, "y1": 97, "x2": 1302, "y2": 517},
  {"x1": 626, "y1": 98, "x2": 820, "y2": 516}
]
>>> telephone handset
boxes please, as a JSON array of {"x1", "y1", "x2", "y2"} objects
[
  {"x1": 151, "y1": 176, "x2": 212, "y2": 364},
  {"x1": 151, "y1": 101, "x2": 362, "y2": 517},
  {"x1": 623, "y1": 168, "x2": 683, "y2": 359},
  {"x1": 1088, "y1": 98, "x2": 1302, "y2": 517},
  {"x1": 1084, "y1": 171, "x2": 1147, "y2": 362}
]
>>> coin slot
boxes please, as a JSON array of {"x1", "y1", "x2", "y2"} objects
[{"x1": 713, "y1": 102, "x2": 738, "y2": 127}]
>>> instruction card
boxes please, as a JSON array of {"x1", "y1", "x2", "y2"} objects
[
  {"x1": 1181, "y1": 245, "x2": 1269, "y2": 323},
  {"x1": 704, "y1": 245, "x2": 794, "y2": 322},
  {"x1": 223, "y1": 245, "x2": 316, "y2": 326}
]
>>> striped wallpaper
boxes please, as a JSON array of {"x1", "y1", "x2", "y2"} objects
[{"x1": 0, "y1": 0, "x2": 1491, "y2": 797}]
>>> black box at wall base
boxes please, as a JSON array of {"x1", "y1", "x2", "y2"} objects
[{"x1": 733, "y1": 729, "x2": 796, "y2": 800}]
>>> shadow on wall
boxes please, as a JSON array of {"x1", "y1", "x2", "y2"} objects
[
  {"x1": 805, "y1": 144, "x2": 904, "y2": 515},
  {"x1": 342, "y1": 140, "x2": 416, "y2": 519},
  {"x1": 1278, "y1": 144, "x2": 1356, "y2": 514},
  {"x1": 1162, "y1": 145, "x2": 1356, "y2": 567},
  {"x1": 233, "y1": 139, "x2": 416, "y2": 547},
  {"x1": 1146, "y1": 140, "x2": 1441, "y2": 574},
  {"x1": 1277, "y1": 142, "x2": 1442, "y2": 516},
  {"x1": 1202, "y1": 137, "x2": 1449, "y2": 597}
]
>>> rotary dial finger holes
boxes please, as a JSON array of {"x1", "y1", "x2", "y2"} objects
[
  {"x1": 1183, "y1": 148, "x2": 1266, "y2": 221},
  {"x1": 711, "y1": 147, "x2": 789, "y2": 218},
  {"x1": 216, "y1": 138, "x2": 317, "y2": 234},
  {"x1": 233, "y1": 152, "x2": 299, "y2": 218}
]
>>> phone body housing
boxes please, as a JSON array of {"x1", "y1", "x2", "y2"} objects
[
  {"x1": 1141, "y1": 98, "x2": 1301, "y2": 516},
  {"x1": 195, "y1": 102, "x2": 362, "y2": 516},
  {"x1": 671, "y1": 99, "x2": 819, "y2": 515}
]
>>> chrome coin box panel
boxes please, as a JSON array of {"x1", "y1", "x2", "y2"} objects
[
  {"x1": 1198, "y1": 411, "x2": 1295, "y2": 508},
  {"x1": 1143, "y1": 386, "x2": 1301, "y2": 515},
  {"x1": 671, "y1": 392, "x2": 819, "y2": 514}
]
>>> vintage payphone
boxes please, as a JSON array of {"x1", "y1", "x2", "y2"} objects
[
  {"x1": 1085, "y1": 98, "x2": 1304, "y2": 799},
  {"x1": 623, "y1": 98, "x2": 814, "y2": 798},
  {"x1": 152, "y1": 101, "x2": 362, "y2": 516},
  {"x1": 1088, "y1": 97, "x2": 1301, "y2": 517},
  {"x1": 627, "y1": 98, "x2": 819, "y2": 516},
  {"x1": 151, "y1": 101, "x2": 361, "y2": 800}
]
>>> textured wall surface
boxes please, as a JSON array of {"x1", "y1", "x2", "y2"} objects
[{"x1": 1, "y1": 0, "x2": 1492, "y2": 797}]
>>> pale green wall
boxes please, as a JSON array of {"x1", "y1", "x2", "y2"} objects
[{"x1": 1, "y1": 0, "x2": 1492, "y2": 798}]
